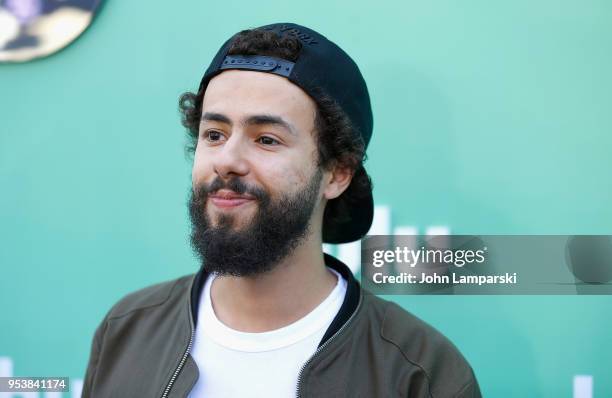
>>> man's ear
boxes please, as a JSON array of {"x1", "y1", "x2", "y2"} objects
[{"x1": 322, "y1": 164, "x2": 354, "y2": 200}]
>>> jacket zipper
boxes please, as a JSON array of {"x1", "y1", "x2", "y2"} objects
[
  {"x1": 160, "y1": 274, "x2": 360, "y2": 397},
  {"x1": 295, "y1": 292, "x2": 363, "y2": 398},
  {"x1": 161, "y1": 304, "x2": 196, "y2": 397}
]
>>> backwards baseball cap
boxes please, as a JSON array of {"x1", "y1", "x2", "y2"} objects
[{"x1": 197, "y1": 22, "x2": 374, "y2": 244}]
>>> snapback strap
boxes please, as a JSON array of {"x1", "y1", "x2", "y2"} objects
[{"x1": 219, "y1": 55, "x2": 295, "y2": 78}]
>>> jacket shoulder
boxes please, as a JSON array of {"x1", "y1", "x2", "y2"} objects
[
  {"x1": 366, "y1": 295, "x2": 480, "y2": 397},
  {"x1": 82, "y1": 273, "x2": 196, "y2": 397},
  {"x1": 106, "y1": 273, "x2": 195, "y2": 319}
]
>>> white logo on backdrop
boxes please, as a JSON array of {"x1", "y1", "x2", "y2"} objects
[{"x1": 324, "y1": 205, "x2": 451, "y2": 273}]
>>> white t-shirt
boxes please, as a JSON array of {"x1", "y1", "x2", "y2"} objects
[{"x1": 188, "y1": 267, "x2": 347, "y2": 398}]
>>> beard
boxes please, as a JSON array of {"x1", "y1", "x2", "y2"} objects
[{"x1": 188, "y1": 167, "x2": 323, "y2": 277}]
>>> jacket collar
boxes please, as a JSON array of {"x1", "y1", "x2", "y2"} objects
[{"x1": 189, "y1": 252, "x2": 361, "y2": 348}]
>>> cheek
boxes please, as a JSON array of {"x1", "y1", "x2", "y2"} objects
[
  {"x1": 267, "y1": 158, "x2": 314, "y2": 189},
  {"x1": 294, "y1": 149, "x2": 319, "y2": 184},
  {"x1": 248, "y1": 160, "x2": 291, "y2": 196}
]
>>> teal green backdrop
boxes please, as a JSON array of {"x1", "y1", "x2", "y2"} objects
[{"x1": 1, "y1": 0, "x2": 611, "y2": 397}]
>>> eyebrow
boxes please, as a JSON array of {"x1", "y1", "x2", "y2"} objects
[{"x1": 201, "y1": 112, "x2": 297, "y2": 136}]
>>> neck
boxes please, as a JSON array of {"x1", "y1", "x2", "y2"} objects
[{"x1": 209, "y1": 234, "x2": 337, "y2": 332}]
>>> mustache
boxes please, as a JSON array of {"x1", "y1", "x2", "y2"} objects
[{"x1": 194, "y1": 177, "x2": 268, "y2": 202}]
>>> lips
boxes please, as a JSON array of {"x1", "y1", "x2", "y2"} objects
[{"x1": 208, "y1": 189, "x2": 255, "y2": 209}]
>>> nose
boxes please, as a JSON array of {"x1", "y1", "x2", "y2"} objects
[{"x1": 212, "y1": 133, "x2": 250, "y2": 180}]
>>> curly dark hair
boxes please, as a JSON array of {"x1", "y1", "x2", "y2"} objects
[{"x1": 178, "y1": 28, "x2": 372, "y2": 230}]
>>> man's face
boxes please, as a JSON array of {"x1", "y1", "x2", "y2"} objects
[{"x1": 189, "y1": 70, "x2": 324, "y2": 276}]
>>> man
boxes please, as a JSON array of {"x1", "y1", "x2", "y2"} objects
[{"x1": 82, "y1": 22, "x2": 481, "y2": 397}]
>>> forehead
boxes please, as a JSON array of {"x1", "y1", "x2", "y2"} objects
[{"x1": 202, "y1": 70, "x2": 317, "y2": 130}]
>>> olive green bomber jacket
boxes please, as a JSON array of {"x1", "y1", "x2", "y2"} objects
[{"x1": 82, "y1": 254, "x2": 481, "y2": 397}]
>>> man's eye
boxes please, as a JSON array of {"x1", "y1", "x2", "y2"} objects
[
  {"x1": 204, "y1": 130, "x2": 224, "y2": 142},
  {"x1": 257, "y1": 136, "x2": 280, "y2": 146}
]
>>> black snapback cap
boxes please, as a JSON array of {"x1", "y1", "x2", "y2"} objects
[{"x1": 197, "y1": 22, "x2": 374, "y2": 244}]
